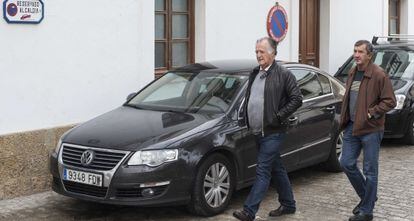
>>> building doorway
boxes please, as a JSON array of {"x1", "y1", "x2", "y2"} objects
[{"x1": 299, "y1": 0, "x2": 320, "y2": 67}]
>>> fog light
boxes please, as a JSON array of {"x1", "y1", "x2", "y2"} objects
[{"x1": 141, "y1": 188, "x2": 155, "y2": 197}]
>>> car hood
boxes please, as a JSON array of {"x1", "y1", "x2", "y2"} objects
[
  {"x1": 63, "y1": 106, "x2": 224, "y2": 151},
  {"x1": 390, "y1": 78, "x2": 408, "y2": 91}
]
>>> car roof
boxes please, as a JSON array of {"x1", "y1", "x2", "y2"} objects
[{"x1": 173, "y1": 59, "x2": 324, "y2": 74}]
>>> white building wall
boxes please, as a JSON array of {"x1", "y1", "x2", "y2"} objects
[
  {"x1": 319, "y1": 0, "x2": 330, "y2": 74},
  {"x1": 3, "y1": 0, "x2": 413, "y2": 136},
  {"x1": 0, "y1": 0, "x2": 154, "y2": 135},
  {"x1": 319, "y1": 0, "x2": 389, "y2": 74},
  {"x1": 196, "y1": 0, "x2": 299, "y2": 63},
  {"x1": 401, "y1": 0, "x2": 414, "y2": 34},
  {"x1": 408, "y1": 0, "x2": 414, "y2": 34}
]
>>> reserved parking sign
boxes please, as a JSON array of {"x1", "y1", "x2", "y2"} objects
[{"x1": 3, "y1": 0, "x2": 44, "y2": 24}]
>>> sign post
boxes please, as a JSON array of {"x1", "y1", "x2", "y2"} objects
[
  {"x1": 3, "y1": 0, "x2": 44, "y2": 24},
  {"x1": 266, "y1": 2, "x2": 288, "y2": 43}
]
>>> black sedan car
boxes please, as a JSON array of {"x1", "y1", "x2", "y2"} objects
[
  {"x1": 50, "y1": 60, "x2": 345, "y2": 216},
  {"x1": 335, "y1": 36, "x2": 414, "y2": 144}
]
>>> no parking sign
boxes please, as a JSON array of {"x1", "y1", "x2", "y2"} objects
[{"x1": 267, "y1": 3, "x2": 288, "y2": 42}]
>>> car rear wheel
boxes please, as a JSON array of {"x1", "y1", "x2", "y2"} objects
[
  {"x1": 187, "y1": 153, "x2": 234, "y2": 216},
  {"x1": 403, "y1": 116, "x2": 414, "y2": 145},
  {"x1": 324, "y1": 132, "x2": 343, "y2": 172}
]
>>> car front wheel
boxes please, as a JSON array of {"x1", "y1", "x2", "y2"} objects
[{"x1": 187, "y1": 153, "x2": 235, "y2": 216}]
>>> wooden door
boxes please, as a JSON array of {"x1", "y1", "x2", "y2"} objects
[{"x1": 299, "y1": 0, "x2": 319, "y2": 67}]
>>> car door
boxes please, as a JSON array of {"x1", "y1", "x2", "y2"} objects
[
  {"x1": 236, "y1": 75, "x2": 303, "y2": 179},
  {"x1": 286, "y1": 68, "x2": 336, "y2": 167},
  {"x1": 234, "y1": 93, "x2": 258, "y2": 184},
  {"x1": 236, "y1": 68, "x2": 337, "y2": 181}
]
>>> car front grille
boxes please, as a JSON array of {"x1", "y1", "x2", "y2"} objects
[
  {"x1": 63, "y1": 180, "x2": 108, "y2": 198},
  {"x1": 61, "y1": 144, "x2": 127, "y2": 170},
  {"x1": 116, "y1": 186, "x2": 167, "y2": 198}
]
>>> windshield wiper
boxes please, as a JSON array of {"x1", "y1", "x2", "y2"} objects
[
  {"x1": 124, "y1": 103, "x2": 144, "y2": 109},
  {"x1": 163, "y1": 109, "x2": 184, "y2": 113}
]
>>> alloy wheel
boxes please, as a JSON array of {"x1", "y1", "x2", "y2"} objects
[
  {"x1": 412, "y1": 120, "x2": 414, "y2": 136},
  {"x1": 336, "y1": 132, "x2": 343, "y2": 159},
  {"x1": 203, "y1": 162, "x2": 230, "y2": 208}
]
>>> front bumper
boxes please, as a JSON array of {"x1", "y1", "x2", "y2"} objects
[
  {"x1": 384, "y1": 109, "x2": 412, "y2": 138},
  {"x1": 49, "y1": 146, "x2": 193, "y2": 206}
]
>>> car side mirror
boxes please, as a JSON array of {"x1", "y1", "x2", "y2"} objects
[{"x1": 126, "y1": 92, "x2": 137, "y2": 101}]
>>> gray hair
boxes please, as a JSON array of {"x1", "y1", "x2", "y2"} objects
[{"x1": 256, "y1": 37, "x2": 278, "y2": 55}]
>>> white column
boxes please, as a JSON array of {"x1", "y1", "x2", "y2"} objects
[
  {"x1": 400, "y1": 0, "x2": 414, "y2": 34},
  {"x1": 195, "y1": 0, "x2": 206, "y2": 62},
  {"x1": 319, "y1": 0, "x2": 331, "y2": 73}
]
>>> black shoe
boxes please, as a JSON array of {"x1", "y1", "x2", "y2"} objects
[
  {"x1": 233, "y1": 210, "x2": 254, "y2": 221},
  {"x1": 352, "y1": 197, "x2": 378, "y2": 215},
  {"x1": 348, "y1": 213, "x2": 373, "y2": 221},
  {"x1": 268, "y1": 205, "x2": 296, "y2": 217}
]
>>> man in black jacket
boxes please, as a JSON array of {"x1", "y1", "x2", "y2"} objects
[{"x1": 233, "y1": 37, "x2": 303, "y2": 221}]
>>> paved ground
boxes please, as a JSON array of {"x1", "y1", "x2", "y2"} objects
[{"x1": 1, "y1": 140, "x2": 413, "y2": 221}]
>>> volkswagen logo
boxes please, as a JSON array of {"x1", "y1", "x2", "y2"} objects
[{"x1": 80, "y1": 150, "x2": 95, "y2": 166}]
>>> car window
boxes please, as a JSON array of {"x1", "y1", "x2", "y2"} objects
[
  {"x1": 143, "y1": 75, "x2": 187, "y2": 102},
  {"x1": 199, "y1": 77, "x2": 241, "y2": 93},
  {"x1": 318, "y1": 74, "x2": 332, "y2": 95},
  {"x1": 337, "y1": 49, "x2": 414, "y2": 81},
  {"x1": 291, "y1": 69, "x2": 323, "y2": 100},
  {"x1": 373, "y1": 50, "x2": 414, "y2": 79},
  {"x1": 128, "y1": 72, "x2": 248, "y2": 113},
  {"x1": 337, "y1": 57, "x2": 356, "y2": 79}
]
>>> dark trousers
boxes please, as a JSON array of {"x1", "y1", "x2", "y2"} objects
[
  {"x1": 243, "y1": 133, "x2": 296, "y2": 217},
  {"x1": 340, "y1": 122, "x2": 383, "y2": 214}
]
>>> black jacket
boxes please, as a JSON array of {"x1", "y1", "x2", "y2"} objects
[{"x1": 245, "y1": 61, "x2": 303, "y2": 135}]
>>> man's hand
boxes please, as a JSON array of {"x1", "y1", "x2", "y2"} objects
[{"x1": 368, "y1": 112, "x2": 372, "y2": 119}]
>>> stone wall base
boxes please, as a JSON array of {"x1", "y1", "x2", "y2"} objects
[{"x1": 0, "y1": 125, "x2": 75, "y2": 200}]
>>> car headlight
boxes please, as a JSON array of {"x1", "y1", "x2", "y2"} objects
[
  {"x1": 127, "y1": 149, "x2": 178, "y2": 167},
  {"x1": 55, "y1": 138, "x2": 62, "y2": 154},
  {"x1": 394, "y1": 94, "x2": 406, "y2": 110}
]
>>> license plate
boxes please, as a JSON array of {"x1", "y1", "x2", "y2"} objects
[{"x1": 63, "y1": 168, "x2": 103, "y2": 187}]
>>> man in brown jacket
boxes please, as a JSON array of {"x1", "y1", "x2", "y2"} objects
[{"x1": 339, "y1": 40, "x2": 396, "y2": 221}]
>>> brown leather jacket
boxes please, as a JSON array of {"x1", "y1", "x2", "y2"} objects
[{"x1": 339, "y1": 63, "x2": 396, "y2": 136}]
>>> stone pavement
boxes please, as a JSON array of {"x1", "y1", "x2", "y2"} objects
[{"x1": 1, "y1": 141, "x2": 413, "y2": 221}]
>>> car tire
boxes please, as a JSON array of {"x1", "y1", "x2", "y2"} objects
[
  {"x1": 187, "y1": 153, "x2": 235, "y2": 216},
  {"x1": 324, "y1": 132, "x2": 343, "y2": 172},
  {"x1": 403, "y1": 116, "x2": 414, "y2": 145}
]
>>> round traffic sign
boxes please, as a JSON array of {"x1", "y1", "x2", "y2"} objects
[{"x1": 267, "y1": 4, "x2": 289, "y2": 42}]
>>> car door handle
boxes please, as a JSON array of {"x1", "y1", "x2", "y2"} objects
[
  {"x1": 288, "y1": 117, "x2": 298, "y2": 122},
  {"x1": 325, "y1": 106, "x2": 335, "y2": 111}
]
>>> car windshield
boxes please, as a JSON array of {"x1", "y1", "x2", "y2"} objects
[
  {"x1": 126, "y1": 71, "x2": 249, "y2": 114},
  {"x1": 337, "y1": 48, "x2": 414, "y2": 81}
]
